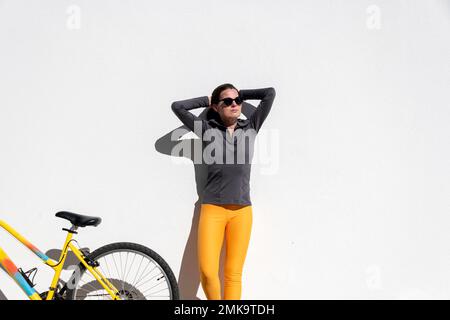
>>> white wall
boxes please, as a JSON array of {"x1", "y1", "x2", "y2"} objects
[{"x1": 0, "y1": 0, "x2": 449, "y2": 299}]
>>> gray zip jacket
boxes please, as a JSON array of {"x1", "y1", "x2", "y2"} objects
[{"x1": 171, "y1": 87, "x2": 276, "y2": 206}]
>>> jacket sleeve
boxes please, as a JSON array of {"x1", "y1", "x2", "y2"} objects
[
  {"x1": 239, "y1": 87, "x2": 276, "y2": 132},
  {"x1": 171, "y1": 96, "x2": 210, "y2": 136}
]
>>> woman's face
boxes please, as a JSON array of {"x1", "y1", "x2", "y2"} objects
[{"x1": 212, "y1": 88, "x2": 242, "y2": 123}]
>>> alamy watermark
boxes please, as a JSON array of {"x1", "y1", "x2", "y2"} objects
[
  {"x1": 66, "y1": 5, "x2": 81, "y2": 30},
  {"x1": 366, "y1": 5, "x2": 381, "y2": 30},
  {"x1": 169, "y1": 120, "x2": 279, "y2": 175},
  {"x1": 365, "y1": 264, "x2": 382, "y2": 290}
]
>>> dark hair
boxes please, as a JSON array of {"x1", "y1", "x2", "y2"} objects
[{"x1": 211, "y1": 83, "x2": 239, "y2": 105}]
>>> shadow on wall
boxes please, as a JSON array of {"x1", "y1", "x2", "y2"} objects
[
  {"x1": 45, "y1": 248, "x2": 91, "y2": 268},
  {"x1": 155, "y1": 102, "x2": 256, "y2": 300}
]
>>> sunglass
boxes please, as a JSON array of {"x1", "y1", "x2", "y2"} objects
[{"x1": 219, "y1": 96, "x2": 243, "y2": 106}]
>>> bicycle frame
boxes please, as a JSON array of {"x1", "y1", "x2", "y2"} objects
[{"x1": 0, "y1": 220, "x2": 121, "y2": 300}]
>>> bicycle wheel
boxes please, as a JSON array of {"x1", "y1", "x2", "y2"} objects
[{"x1": 65, "y1": 242, "x2": 179, "y2": 300}]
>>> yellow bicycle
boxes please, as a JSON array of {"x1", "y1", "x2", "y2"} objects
[{"x1": 0, "y1": 211, "x2": 179, "y2": 300}]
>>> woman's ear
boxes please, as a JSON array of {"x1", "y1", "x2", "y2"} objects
[{"x1": 211, "y1": 104, "x2": 218, "y2": 112}]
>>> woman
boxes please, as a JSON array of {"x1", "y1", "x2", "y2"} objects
[{"x1": 171, "y1": 83, "x2": 276, "y2": 300}]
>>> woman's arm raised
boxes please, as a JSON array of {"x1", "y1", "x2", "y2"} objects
[
  {"x1": 171, "y1": 96, "x2": 210, "y2": 135},
  {"x1": 239, "y1": 87, "x2": 276, "y2": 132}
]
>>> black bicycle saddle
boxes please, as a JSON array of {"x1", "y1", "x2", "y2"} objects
[{"x1": 55, "y1": 211, "x2": 102, "y2": 227}]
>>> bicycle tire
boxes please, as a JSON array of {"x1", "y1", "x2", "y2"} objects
[{"x1": 65, "y1": 242, "x2": 179, "y2": 300}]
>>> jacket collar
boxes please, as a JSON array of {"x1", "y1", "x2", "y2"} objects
[{"x1": 208, "y1": 118, "x2": 250, "y2": 129}]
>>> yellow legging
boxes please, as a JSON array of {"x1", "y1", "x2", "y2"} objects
[{"x1": 198, "y1": 203, "x2": 253, "y2": 300}]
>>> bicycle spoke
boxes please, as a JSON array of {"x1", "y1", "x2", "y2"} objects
[
  {"x1": 138, "y1": 276, "x2": 168, "y2": 289},
  {"x1": 98, "y1": 264, "x2": 109, "y2": 284},
  {"x1": 132, "y1": 258, "x2": 152, "y2": 289},
  {"x1": 133, "y1": 264, "x2": 159, "y2": 288},
  {"x1": 103, "y1": 254, "x2": 113, "y2": 280},
  {"x1": 71, "y1": 247, "x2": 175, "y2": 300},
  {"x1": 123, "y1": 252, "x2": 129, "y2": 283},
  {"x1": 120, "y1": 252, "x2": 128, "y2": 292},
  {"x1": 111, "y1": 252, "x2": 121, "y2": 281},
  {"x1": 131, "y1": 255, "x2": 145, "y2": 288},
  {"x1": 142, "y1": 286, "x2": 170, "y2": 296},
  {"x1": 124, "y1": 252, "x2": 137, "y2": 284},
  {"x1": 118, "y1": 252, "x2": 124, "y2": 292}
]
